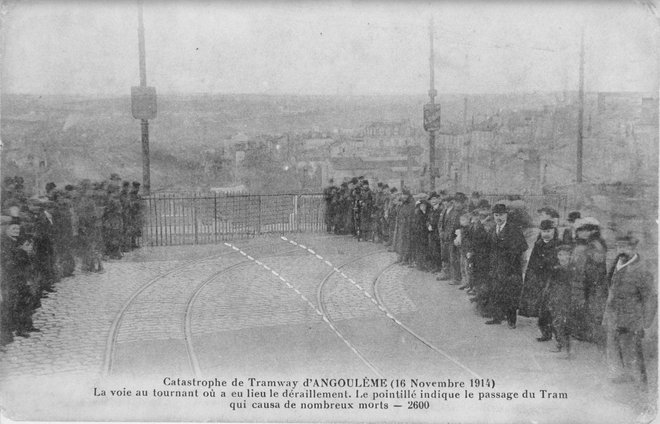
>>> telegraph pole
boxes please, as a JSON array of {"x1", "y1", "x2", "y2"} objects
[
  {"x1": 428, "y1": 17, "x2": 437, "y2": 191},
  {"x1": 576, "y1": 27, "x2": 585, "y2": 184},
  {"x1": 138, "y1": 0, "x2": 151, "y2": 194}
]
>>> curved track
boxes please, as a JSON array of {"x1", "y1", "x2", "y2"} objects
[
  {"x1": 372, "y1": 263, "x2": 481, "y2": 378},
  {"x1": 183, "y1": 247, "x2": 300, "y2": 376},
  {"x1": 318, "y1": 251, "x2": 481, "y2": 379},
  {"x1": 316, "y1": 251, "x2": 392, "y2": 378},
  {"x1": 102, "y1": 241, "x2": 299, "y2": 375}
]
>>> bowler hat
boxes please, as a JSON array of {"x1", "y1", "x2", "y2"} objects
[
  {"x1": 492, "y1": 203, "x2": 508, "y2": 214},
  {"x1": 539, "y1": 220, "x2": 554, "y2": 230},
  {"x1": 537, "y1": 207, "x2": 559, "y2": 218},
  {"x1": 567, "y1": 211, "x2": 581, "y2": 223},
  {"x1": 454, "y1": 192, "x2": 467, "y2": 202}
]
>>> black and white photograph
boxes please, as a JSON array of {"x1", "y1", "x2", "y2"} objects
[{"x1": 0, "y1": 1, "x2": 658, "y2": 423}]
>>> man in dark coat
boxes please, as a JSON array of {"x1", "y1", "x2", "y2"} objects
[
  {"x1": 1, "y1": 217, "x2": 36, "y2": 342},
  {"x1": 470, "y1": 205, "x2": 494, "y2": 315},
  {"x1": 441, "y1": 193, "x2": 466, "y2": 285},
  {"x1": 358, "y1": 181, "x2": 374, "y2": 241},
  {"x1": 30, "y1": 198, "x2": 58, "y2": 294},
  {"x1": 394, "y1": 190, "x2": 415, "y2": 265},
  {"x1": 412, "y1": 199, "x2": 430, "y2": 270},
  {"x1": 322, "y1": 179, "x2": 337, "y2": 234},
  {"x1": 603, "y1": 233, "x2": 656, "y2": 388},
  {"x1": 561, "y1": 211, "x2": 581, "y2": 246},
  {"x1": 485, "y1": 203, "x2": 528, "y2": 328},
  {"x1": 521, "y1": 220, "x2": 561, "y2": 340},
  {"x1": 427, "y1": 192, "x2": 443, "y2": 273}
]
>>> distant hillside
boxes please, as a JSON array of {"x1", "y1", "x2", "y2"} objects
[{"x1": 0, "y1": 91, "x2": 648, "y2": 193}]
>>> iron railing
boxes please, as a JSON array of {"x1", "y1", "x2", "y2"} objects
[
  {"x1": 140, "y1": 193, "x2": 325, "y2": 246},
  {"x1": 139, "y1": 192, "x2": 570, "y2": 247}
]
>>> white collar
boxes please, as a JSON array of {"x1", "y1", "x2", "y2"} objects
[{"x1": 616, "y1": 254, "x2": 638, "y2": 272}]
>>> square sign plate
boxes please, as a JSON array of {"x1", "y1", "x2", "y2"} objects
[
  {"x1": 131, "y1": 86, "x2": 157, "y2": 120},
  {"x1": 423, "y1": 103, "x2": 441, "y2": 131}
]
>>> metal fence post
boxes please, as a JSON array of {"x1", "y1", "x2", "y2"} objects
[
  {"x1": 295, "y1": 195, "x2": 300, "y2": 233},
  {"x1": 257, "y1": 195, "x2": 262, "y2": 235},
  {"x1": 214, "y1": 193, "x2": 218, "y2": 243},
  {"x1": 193, "y1": 193, "x2": 198, "y2": 244}
]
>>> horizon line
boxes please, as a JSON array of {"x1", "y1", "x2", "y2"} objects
[{"x1": 2, "y1": 89, "x2": 656, "y2": 99}]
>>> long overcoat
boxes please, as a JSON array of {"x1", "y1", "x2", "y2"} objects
[{"x1": 488, "y1": 222, "x2": 528, "y2": 311}]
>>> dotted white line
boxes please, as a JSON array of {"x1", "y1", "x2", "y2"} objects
[
  {"x1": 282, "y1": 237, "x2": 401, "y2": 328},
  {"x1": 223, "y1": 241, "x2": 374, "y2": 365}
]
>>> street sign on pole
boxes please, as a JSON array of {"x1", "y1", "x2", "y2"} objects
[
  {"x1": 423, "y1": 103, "x2": 441, "y2": 131},
  {"x1": 131, "y1": 86, "x2": 157, "y2": 120}
]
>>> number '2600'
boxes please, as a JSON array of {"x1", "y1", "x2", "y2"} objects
[{"x1": 408, "y1": 401, "x2": 430, "y2": 409}]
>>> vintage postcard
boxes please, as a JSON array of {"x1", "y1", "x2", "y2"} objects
[{"x1": 0, "y1": 1, "x2": 658, "y2": 423}]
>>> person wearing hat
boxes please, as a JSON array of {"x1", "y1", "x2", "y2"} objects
[
  {"x1": 468, "y1": 205, "x2": 494, "y2": 312},
  {"x1": 571, "y1": 217, "x2": 608, "y2": 344},
  {"x1": 485, "y1": 203, "x2": 528, "y2": 328},
  {"x1": 561, "y1": 211, "x2": 581, "y2": 245},
  {"x1": 426, "y1": 192, "x2": 443, "y2": 274},
  {"x1": 412, "y1": 199, "x2": 431, "y2": 270},
  {"x1": 30, "y1": 197, "x2": 59, "y2": 295},
  {"x1": 358, "y1": 180, "x2": 374, "y2": 242},
  {"x1": 394, "y1": 189, "x2": 415, "y2": 265},
  {"x1": 375, "y1": 183, "x2": 390, "y2": 243},
  {"x1": 323, "y1": 179, "x2": 338, "y2": 234},
  {"x1": 520, "y1": 220, "x2": 561, "y2": 341},
  {"x1": 602, "y1": 232, "x2": 656, "y2": 389},
  {"x1": 1, "y1": 216, "x2": 37, "y2": 343},
  {"x1": 385, "y1": 188, "x2": 400, "y2": 248},
  {"x1": 438, "y1": 194, "x2": 463, "y2": 283},
  {"x1": 536, "y1": 207, "x2": 560, "y2": 241},
  {"x1": 547, "y1": 243, "x2": 578, "y2": 357}
]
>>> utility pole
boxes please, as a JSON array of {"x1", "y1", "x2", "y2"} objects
[
  {"x1": 137, "y1": 0, "x2": 151, "y2": 194},
  {"x1": 427, "y1": 17, "x2": 437, "y2": 191},
  {"x1": 576, "y1": 27, "x2": 585, "y2": 184}
]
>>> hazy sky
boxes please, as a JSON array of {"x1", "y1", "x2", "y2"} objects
[{"x1": 2, "y1": 1, "x2": 659, "y2": 95}]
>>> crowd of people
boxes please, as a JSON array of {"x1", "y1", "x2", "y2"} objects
[
  {"x1": 0, "y1": 174, "x2": 144, "y2": 348},
  {"x1": 324, "y1": 176, "x2": 656, "y2": 390}
]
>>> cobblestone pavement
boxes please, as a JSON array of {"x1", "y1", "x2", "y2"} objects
[{"x1": 0, "y1": 233, "x2": 654, "y2": 423}]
